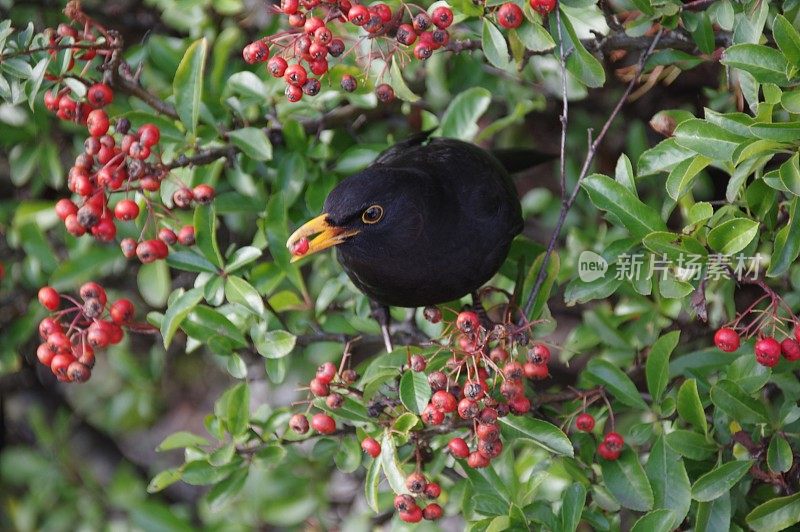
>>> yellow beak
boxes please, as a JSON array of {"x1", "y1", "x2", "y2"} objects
[{"x1": 286, "y1": 213, "x2": 359, "y2": 262}]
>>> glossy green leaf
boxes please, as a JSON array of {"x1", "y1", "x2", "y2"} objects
[
  {"x1": 228, "y1": 127, "x2": 272, "y2": 161},
  {"x1": 631, "y1": 509, "x2": 674, "y2": 532},
  {"x1": 721, "y1": 44, "x2": 790, "y2": 85},
  {"x1": 710, "y1": 379, "x2": 768, "y2": 424},
  {"x1": 481, "y1": 19, "x2": 510, "y2": 70},
  {"x1": 768, "y1": 197, "x2": 800, "y2": 277},
  {"x1": 365, "y1": 454, "x2": 381, "y2": 512},
  {"x1": 173, "y1": 38, "x2": 208, "y2": 135},
  {"x1": 673, "y1": 119, "x2": 746, "y2": 161},
  {"x1": 138, "y1": 260, "x2": 171, "y2": 308},
  {"x1": 559, "y1": 483, "x2": 586, "y2": 532},
  {"x1": 585, "y1": 358, "x2": 648, "y2": 410},
  {"x1": 560, "y1": 7, "x2": 605, "y2": 88},
  {"x1": 157, "y1": 431, "x2": 210, "y2": 451},
  {"x1": 773, "y1": 15, "x2": 800, "y2": 69},
  {"x1": 147, "y1": 468, "x2": 183, "y2": 493},
  {"x1": 225, "y1": 275, "x2": 265, "y2": 316},
  {"x1": 646, "y1": 331, "x2": 679, "y2": 404},
  {"x1": 498, "y1": 416, "x2": 573, "y2": 456},
  {"x1": 706, "y1": 218, "x2": 759, "y2": 255},
  {"x1": 645, "y1": 437, "x2": 691, "y2": 528},
  {"x1": 380, "y1": 430, "x2": 409, "y2": 494},
  {"x1": 398, "y1": 370, "x2": 431, "y2": 415},
  {"x1": 225, "y1": 382, "x2": 250, "y2": 436},
  {"x1": 253, "y1": 329, "x2": 296, "y2": 359},
  {"x1": 582, "y1": 173, "x2": 667, "y2": 238},
  {"x1": 436, "y1": 86, "x2": 492, "y2": 141},
  {"x1": 696, "y1": 492, "x2": 731, "y2": 532},
  {"x1": 677, "y1": 378, "x2": 708, "y2": 434},
  {"x1": 767, "y1": 435, "x2": 793, "y2": 474},
  {"x1": 161, "y1": 288, "x2": 204, "y2": 347},
  {"x1": 600, "y1": 449, "x2": 654, "y2": 512},
  {"x1": 334, "y1": 435, "x2": 362, "y2": 473},
  {"x1": 389, "y1": 56, "x2": 420, "y2": 102},
  {"x1": 665, "y1": 430, "x2": 717, "y2": 460},
  {"x1": 194, "y1": 204, "x2": 224, "y2": 269},
  {"x1": 746, "y1": 492, "x2": 800, "y2": 532},
  {"x1": 515, "y1": 23, "x2": 554, "y2": 52},
  {"x1": 691, "y1": 460, "x2": 754, "y2": 502}
]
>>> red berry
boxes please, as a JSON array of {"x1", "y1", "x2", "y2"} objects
[
  {"x1": 325, "y1": 393, "x2": 343, "y2": 409},
  {"x1": 603, "y1": 432, "x2": 624, "y2": 451},
  {"x1": 524, "y1": 361, "x2": 549, "y2": 380},
  {"x1": 136, "y1": 240, "x2": 158, "y2": 263},
  {"x1": 313, "y1": 26, "x2": 332, "y2": 44},
  {"x1": 361, "y1": 437, "x2": 381, "y2": 457},
  {"x1": 327, "y1": 38, "x2": 345, "y2": 57},
  {"x1": 340, "y1": 75, "x2": 358, "y2": 93},
  {"x1": 114, "y1": 199, "x2": 140, "y2": 221},
  {"x1": 399, "y1": 505, "x2": 423, "y2": 523},
  {"x1": 457, "y1": 398, "x2": 480, "y2": 419},
  {"x1": 289, "y1": 413, "x2": 309, "y2": 434},
  {"x1": 755, "y1": 337, "x2": 781, "y2": 367},
  {"x1": 467, "y1": 450, "x2": 490, "y2": 468},
  {"x1": 242, "y1": 40, "x2": 270, "y2": 64},
  {"x1": 309, "y1": 377, "x2": 330, "y2": 397},
  {"x1": 87, "y1": 83, "x2": 114, "y2": 107},
  {"x1": 413, "y1": 12, "x2": 432, "y2": 32},
  {"x1": 508, "y1": 395, "x2": 531, "y2": 415},
  {"x1": 50, "y1": 353, "x2": 75, "y2": 378},
  {"x1": 38, "y1": 286, "x2": 60, "y2": 311},
  {"x1": 348, "y1": 4, "x2": 369, "y2": 25},
  {"x1": 410, "y1": 354, "x2": 427, "y2": 372},
  {"x1": 431, "y1": 6, "x2": 454, "y2": 28},
  {"x1": 597, "y1": 442, "x2": 620, "y2": 461},
  {"x1": 432, "y1": 29, "x2": 450, "y2": 47},
  {"x1": 422, "y1": 503, "x2": 443, "y2": 520},
  {"x1": 158, "y1": 228, "x2": 178, "y2": 245},
  {"x1": 268, "y1": 56, "x2": 288, "y2": 77},
  {"x1": 456, "y1": 311, "x2": 480, "y2": 333},
  {"x1": 173, "y1": 188, "x2": 194, "y2": 209},
  {"x1": 530, "y1": 0, "x2": 557, "y2": 14},
  {"x1": 394, "y1": 494, "x2": 415, "y2": 512},
  {"x1": 55, "y1": 199, "x2": 78, "y2": 221},
  {"x1": 431, "y1": 390, "x2": 457, "y2": 413},
  {"x1": 192, "y1": 184, "x2": 215, "y2": 204},
  {"x1": 110, "y1": 299, "x2": 135, "y2": 324},
  {"x1": 316, "y1": 361, "x2": 337, "y2": 384},
  {"x1": 576, "y1": 413, "x2": 595, "y2": 432},
  {"x1": 86, "y1": 109, "x2": 110, "y2": 137},
  {"x1": 47, "y1": 332, "x2": 71, "y2": 354},
  {"x1": 303, "y1": 16, "x2": 325, "y2": 34},
  {"x1": 284, "y1": 64, "x2": 308, "y2": 87},
  {"x1": 57, "y1": 96, "x2": 77, "y2": 120},
  {"x1": 282, "y1": 0, "x2": 299, "y2": 14},
  {"x1": 421, "y1": 404, "x2": 445, "y2": 425},
  {"x1": 497, "y1": 3, "x2": 524, "y2": 28},
  {"x1": 37, "y1": 343, "x2": 56, "y2": 366},
  {"x1": 39, "y1": 317, "x2": 63, "y2": 340},
  {"x1": 79, "y1": 281, "x2": 107, "y2": 305},
  {"x1": 44, "y1": 89, "x2": 61, "y2": 111},
  {"x1": 782, "y1": 338, "x2": 800, "y2": 361},
  {"x1": 178, "y1": 225, "x2": 196, "y2": 246},
  {"x1": 67, "y1": 361, "x2": 91, "y2": 382},
  {"x1": 714, "y1": 327, "x2": 740, "y2": 352},
  {"x1": 414, "y1": 42, "x2": 433, "y2": 60},
  {"x1": 503, "y1": 361, "x2": 524, "y2": 381},
  {"x1": 73, "y1": 342, "x2": 95, "y2": 368},
  {"x1": 478, "y1": 438, "x2": 503, "y2": 459},
  {"x1": 309, "y1": 58, "x2": 328, "y2": 76},
  {"x1": 288, "y1": 13, "x2": 306, "y2": 27},
  {"x1": 529, "y1": 343, "x2": 551, "y2": 364},
  {"x1": 448, "y1": 437, "x2": 470, "y2": 458},
  {"x1": 424, "y1": 482, "x2": 441, "y2": 499},
  {"x1": 463, "y1": 380, "x2": 484, "y2": 400},
  {"x1": 406, "y1": 472, "x2": 427, "y2": 493},
  {"x1": 120, "y1": 238, "x2": 137, "y2": 258},
  {"x1": 87, "y1": 323, "x2": 110, "y2": 348},
  {"x1": 310, "y1": 413, "x2": 336, "y2": 434},
  {"x1": 138, "y1": 124, "x2": 161, "y2": 147},
  {"x1": 476, "y1": 423, "x2": 500, "y2": 442},
  {"x1": 128, "y1": 142, "x2": 151, "y2": 160}
]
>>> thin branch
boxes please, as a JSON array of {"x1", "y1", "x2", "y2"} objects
[
  {"x1": 522, "y1": 29, "x2": 665, "y2": 318},
  {"x1": 554, "y1": 9, "x2": 569, "y2": 198}
]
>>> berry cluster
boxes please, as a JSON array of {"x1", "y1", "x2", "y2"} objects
[
  {"x1": 36, "y1": 283, "x2": 135, "y2": 383},
  {"x1": 495, "y1": 0, "x2": 556, "y2": 30},
  {"x1": 243, "y1": 0, "x2": 456, "y2": 102},
  {"x1": 289, "y1": 361, "x2": 361, "y2": 437},
  {"x1": 714, "y1": 327, "x2": 800, "y2": 367},
  {"x1": 392, "y1": 473, "x2": 443, "y2": 522}
]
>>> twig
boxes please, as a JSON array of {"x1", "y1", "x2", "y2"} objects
[
  {"x1": 554, "y1": 10, "x2": 569, "y2": 197},
  {"x1": 522, "y1": 29, "x2": 665, "y2": 318}
]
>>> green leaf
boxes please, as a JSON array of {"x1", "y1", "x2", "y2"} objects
[
  {"x1": 646, "y1": 331, "x2": 680, "y2": 404},
  {"x1": 560, "y1": 7, "x2": 605, "y2": 88},
  {"x1": 147, "y1": 468, "x2": 183, "y2": 493},
  {"x1": 380, "y1": 430, "x2": 409, "y2": 494},
  {"x1": 334, "y1": 435, "x2": 362, "y2": 473},
  {"x1": 559, "y1": 483, "x2": 586, "y2": 532},
  {"x1": 768, "y1": 197, "x2": 800, "y2": 277},
  {"x1": 515, "y1": 23, "x2": 554, "y2": 52},
  {"x1": 696, "y1": 492, "x2": 731, "y2": 532},
  {"x1": 253, "y1": 330, "x2": 296, "y2": 359},
  {"x1": 225, "y1": 382, "x2": 250, "y2": 436},
  {"x1": 585, "y1": 358, "x2": 648, "y2": 410},
  {"x1": 228, "y1": 128, "x2": 272, "y2": 161},
  {"x1": 645, "y1": 437, "x2": 691, "y2": 529},
  {"x1": 677, "y1": 379, "x2": 708, "y2": 434},
  {"x1": 638, "y1": 138, "x2": 695, "y2": 176},
  {"x1": 746, "y1": 492, "x2": 800, "y2": 532},
  {"x1": 631, "y1": 509, "x2": 674, "y2": 532},
  {"x1": 226, "y1": 246, "x2": 263, "y2": 272},
  {"x1": 773, "y1": 15, "x2": 800, "y2": 70},
  {"x1": 166, "y1": 250, "x2": 219, "y2": 273},
  {"x1": 389, "y1": 56, "x2": 420, "y2": 102},
  {"x1": 710, "y1": 379, "x2": 768, "y2": 424},
  {"x1": 436, "y1": 87, "x2": 492, "y2": 141},
  {"x1": 157, "y1": 431, "x2": 210, "y2": 451},
  {"x1": 692, "y1": 460, "x2": 754, "y2": 502},
  {"x1": 582, "y1": 174, "x2": 667, "y2": 238},
  {"x1": 481, "y1": 19, "x2": 510, "y2": 70},
  {"x1": 194, "y1": 204, "x2": 223, "y2": 269},
  {"x1": 767, "y1": 435, "x2": 793, "y2": 474},
  {"x1": 642, "y1": 232, "x2": 706, "y2": 261},
  {"x1": 523, "y1": 252, "x2": 559, "y2": 321},
  {"x1": 206, "y1": 468, "x2": 248, "y2": 510},
  {"x1": 464, "y1": 465, "x2": 512, "y2": 516},
  {"x1": 665, "y1": 430, "x2": 717, "y2": 460},
  {"x1": 673, "y1": 119, "x2": 746, "y2": 161},
  {"x1": 225, "y1": 275, "x2": 265, "y2": 316},
  {"x1": 398, "y1": 370, "x2": 431, "y2": 415},
  {"x1": 600, "y1": 449, "x2": 654, "y2": 512},
  {"x1": 498, "y1": 416, "x2": 573, "y2": 456},
  {"x1": 666, "y1": 155, "x2": 710, "y2": 200},
  {"x1": 721, "y1": 44, "x2": 790, "y2": 85},
  {"x1": 138, "y1": 260, "x2": 171, "y2": 308},
  {"x1": 173, "y1": 38, "x2": 208, "y2": 135},
  {"x1": 161, "y1": 288, "x2": 204, "y2": 347},
  {"x1": 365, "y1": 454, "x2": 381, "y2": 512},
  {"x1": 706, "y1": 218, "x2": 759, "y2": 255}
]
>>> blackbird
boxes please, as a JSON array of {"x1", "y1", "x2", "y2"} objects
[{"x1": 287, "y1": 135, "x2": 538, "y2": 349}]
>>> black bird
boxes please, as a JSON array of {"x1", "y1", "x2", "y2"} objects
[{"x1": 287, "y1": 135, "x2": 539, "y2": 350}]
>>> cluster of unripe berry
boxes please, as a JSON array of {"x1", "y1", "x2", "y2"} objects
[
  {"x1": 392, "y1": 473, "x2": 443, "y2": 522},
  {"x1": 495, "y1": 0, "x2": 557, "y2": 29},
  {"x1": 35, "y1": 283, "x2": 135, "y2": 383},
  {"x1": 714, "y1": 326, "x2": 800, "y2": 367},
  {"x1": 243, "y1": 0, "x2": 457, "y2": 103}
]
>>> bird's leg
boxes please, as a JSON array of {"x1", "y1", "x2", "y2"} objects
[
  {"x1": 370, "y1": 302, "x2": 394, "y2": 352},
  {"x1": 471, "y1": 291, "x2": 492, "y2": 329}
]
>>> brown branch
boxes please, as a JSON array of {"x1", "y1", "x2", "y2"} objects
[{"x1": 522, "y1": 29, "x2": 665, "y2": 317}]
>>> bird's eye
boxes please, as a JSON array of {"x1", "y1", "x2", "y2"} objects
[{"x1": 361, "y1": 205, "x2": 384, "y2": 224}]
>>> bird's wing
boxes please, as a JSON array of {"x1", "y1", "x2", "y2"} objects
[{"x1": 372, "y1": 131, "x2": 432, "y2": 166}]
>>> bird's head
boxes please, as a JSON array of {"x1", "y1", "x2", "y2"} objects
[{"x1": 285, "y1": 169, "x2": 427, "y2": 262}]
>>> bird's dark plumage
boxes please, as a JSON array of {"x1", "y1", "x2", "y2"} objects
[{"x1": 317, "y1": 136, "x2": 524, "y2": 308}]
